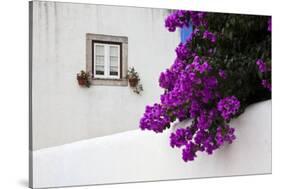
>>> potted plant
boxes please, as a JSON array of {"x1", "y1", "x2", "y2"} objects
[
  {"x1": 127, "y1": 67, "x2": 139, "y2": 87},
  {"x1": 76, "y1": 70, "x2": 91, "y2": 88},
  {"x1": 127, "y1": 67, "x2": 143, "y2": 94}
]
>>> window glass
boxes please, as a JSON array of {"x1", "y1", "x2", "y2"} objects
[
  {"x1": 95, "y1": 45, "x2": 105, "y2": 75},
  {"x1": 109, "y1": 46, "x2": 119, "y2": 76}
]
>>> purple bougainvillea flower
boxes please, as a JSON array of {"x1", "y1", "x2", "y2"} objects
[
  {"x1": 165, "y1": 10, "x2": 190, "y2": 32},
  {"x1": 159, "y1": 69, "x2": 176, "y2": 90},
  {"x1": 139, "y1": 103, "x2": 171, "y2": 133},
  {"x1": 256, "y1": 59, "x2": 267, "y2": 73},
  {"x1": 219, "y1": 69, "x2": 227, "y2": 79},
  {"x1": 194, "y1": 129, "x2": 208, "y2": 145},
  {"x1": 262, "y1": 79, "x2": 271, "y2": 91},
  {"x1": 175, "y1": 42, "x2": 191, "y2": 61},
  {"x1": 140, "y1": 9, "x2": 270, "y2": 163},
  {"x1": 268, "y1": 17, "x2": 272, "y2": 32},
  {"x1": 165, "y1": 10, "x2": 208, "y2": 32},
  {"x1": 182, "y1": 142, "x2": 197, "y2": 162},
  {"x1": 256, "y1": 59, "x2": 271, "y2": 90},
  {"x1": 170, "y1": 127, "x2": 193, "y2": 148},
  {"x1": 217, "y1": 96, "x2": 240, "y2": 120},
  {"x1": 203, "y1": 31, "x2": 217, "y2": 43},
  {"x1": 215, "y1": 125, "x2": 236, "y2": 146}
]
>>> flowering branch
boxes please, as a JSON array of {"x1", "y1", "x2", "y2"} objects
[{"x1": 139, "y1": 10, "x2": 271, "y2": 162}]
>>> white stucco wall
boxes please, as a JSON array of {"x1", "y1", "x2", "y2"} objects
[
  {"x1": 32, "y1": 100, "x2": 271, "y2": 188},
  {"x1": 31, "y1": 1, "x2": 180, "y2": 150}
]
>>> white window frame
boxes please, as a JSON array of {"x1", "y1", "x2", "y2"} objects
[
  {"x1": 86, "y1": 33, "x2": 128, "y2": 86},
  {"x1": 93, "y1": 43, "x2": 121, "y2": 80}
]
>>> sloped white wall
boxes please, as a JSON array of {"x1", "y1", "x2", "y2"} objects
[
  {"x1": 33, "y1": 100, "x2": 271, "y2": 188},
  {"x1": 31, "y1": 1, "x2": 180, "y2": 150}
]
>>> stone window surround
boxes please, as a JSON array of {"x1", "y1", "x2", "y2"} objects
[{"x1": 86, "y1": 33, "x2": 128, "y2": 86}]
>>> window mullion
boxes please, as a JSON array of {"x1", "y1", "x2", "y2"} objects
[{"x1": 105, "y1": 44, "x2": 109, "y2": 78}]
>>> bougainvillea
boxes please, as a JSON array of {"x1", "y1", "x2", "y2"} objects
[
  {"x1": 217, "y1": 96, "x2": 240, "y2": 120},
  {"x1": 256, "y1": 58, "x2": 271, "y2": 91},
  {"x1": 140, "y1": 10, "x2": 271, "y2": 162},
  {"x1": 139, "y1": 103, "x2": 170, "y2": 133}
]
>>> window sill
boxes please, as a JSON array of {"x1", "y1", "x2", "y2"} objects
[{"x1": 91, "y1": 78, "x2": 128, "y2": 86}]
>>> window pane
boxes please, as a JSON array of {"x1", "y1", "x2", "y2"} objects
[
  {"x1": 110, "y1": 46, "x2": 118, "y2": 56},
  {"x1": 110, "y1": 66, "x2": 118, "y2": 75},
  {"x1": 110, "y1": 71, "x2": 118, "y2": 76},
  {"x1": 95, "y1": 44, "x2": 105, "y2": 75},
  {"x1": 109, "y1": 46, "x2": 119, "y2": 76},
  {"x1": 110, "y1": 56, "x2": 118, "y2": 66},
  {"x1": 96, "y1": 45, "x2": 104, "y2": 56},
  {"x1": 96, "y1": 55, "x2": 104, "y2": 65},
  {"x1": 95, "y1": 55, "x2": 104, "y2": 75},
  {"x1": 110, "y1": 56, "x2": 118, "y2": 76},
  {"x1": 96, "y1": 65, "x2": 104, "y2": 75}
]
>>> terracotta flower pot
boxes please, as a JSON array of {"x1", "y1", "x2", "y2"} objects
[
  {"x1": 129, "y1": 78, "x2": 138, "y2": 87},
  {"x1": 77, "y1": 77, "x2": 87, "y2": 86}
]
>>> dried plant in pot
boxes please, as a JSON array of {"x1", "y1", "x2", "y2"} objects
[
  {"x1": 127, "y1": 67, "x2": 143, "y2": 94},
  {"x1": 129, "y1": 77, "x2": 139, "y2": 87},
  {"x1": 76, "y1": 70, "x2": 91, "y2": 88}
]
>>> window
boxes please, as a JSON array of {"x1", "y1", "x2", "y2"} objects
[
  {"x1": 86, "y1": 34, "x2": 128, "y2": 86},
  {"x1": 93, "y1": 43, "x2": 120, "y2": 79}
]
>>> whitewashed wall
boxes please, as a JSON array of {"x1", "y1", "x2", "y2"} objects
[
  {"x1": 32, "y1": 100, "x2": 271, "y2": 188},
  {"x1": 31, "y1": 1, "x2": 180, "y2": 150}
]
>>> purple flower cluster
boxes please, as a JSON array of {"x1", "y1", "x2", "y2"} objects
[
  {"x1": 159, "y1": 69, "x2": 177, "y2": 90},
  {"x1": 219, "y1": 69, "x2": 227, "y2": 79},
  {"x1": 189, "y1": 11, "x2": 207, "y2": 27},
  {"x1": 140, "y1": 103, "x2": 170, "y2": 133},
  {"x1": 268, "y1": 17, "x2": 272, "y2": 32},
  {"x1": 256, "y1": 59, "x2": 267, "y2": 73},
  {"x1": 140, "y1": 10, "x2": 241, "y2": 163},
  {"x1": 170, "y1": 122, "x2": 237, "y2": 162},
  {"x1": 215, "y1": 125, "x2": 236, "y2": 145},
  {"x1": 255, "y1": 19, "x2": 272, "y2": 91},
  {"x1": 170, "y1": 127, "x2": 193, "y2": 148},
  {"x1": 256, "y1": 59, "x2": 271, "y2": 91},
  {"x1": 175, "y1": 42, "x2": 192, "y2": 61},
  {"x1": 165, "y1": 10, "x2": 190, "y2": 32},
  {"x1": 203, "y1": 31, "x2": 217, "y2": 43},
  {"x1": 159, "y1": 56, "x2": 215, "y2": 111},
  {"x1": 182, "y1": 142, "x2": 197, "y2": 162},
  {"x1": 217, "y1": 96, "x2": 240, "y2": 120},
  {"x1": 262, "y1": 79, "x2": 271, "y2": 91},
  {"x1": 165, "y1": 10, "x2": 207, "y2": 32},
  {"x1": 141, "y1": 49, "x2": 240, "y2": 162}
]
